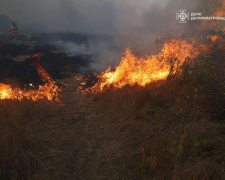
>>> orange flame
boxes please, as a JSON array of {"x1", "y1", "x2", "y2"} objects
[
  {"x1": 208, "y1": 34, "x2": 225, "y2": 54},
  {"x1": 0, "y1": 53, "x2": 61, "y2": 102},
  {"x1": 201, "y1": 0, "x2": 225, "y2": 32},
  {"x1": 84, "y1": 39, "x2": 204, "y2": 93}
]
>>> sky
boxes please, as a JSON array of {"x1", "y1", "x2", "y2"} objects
[
  {"x1": 0, "y1": 0, "x2": 201, "y2": 34},
  {"x1": 0, "y1": 0, "x2": 215, "y2": 72}
]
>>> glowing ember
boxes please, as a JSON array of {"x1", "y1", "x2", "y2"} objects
[
  {"x1": 0, "y1": 54, "x2": 61, "y2": 102},
  {"x1": 83, "y1": 39, "x2": 203, "y2": 93},
  {"x1": 75, "y1": 76, "x2": 84, "y2": 81}
]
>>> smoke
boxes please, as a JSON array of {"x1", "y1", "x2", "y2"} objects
[
  {"x1": 0, "y1": 0, "x2": 209, "y2": 72},
  {"x1": 86, "y1": 40, "x2": 122, "y2": 72},
  {"x1": 52, "y1": 41, "x2": 90, "y2": 56},
  {"x1": 51, "y1": 39, "x2": 122, "y2": 73},
  {"x1": 0, "y1": 0, "x2": 206, "y2": 34}
]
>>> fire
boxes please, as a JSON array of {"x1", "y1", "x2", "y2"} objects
[
  {"x1": 0, "y1": 84, "x2": 17, "y2": 99},
  {"x1": 201, "y1": 0, "x2": 225, "y2": 32},
  {"x1": 75, "y1": 76, "x2": 84, "y2": 81},
  {"x1": 83, "y1": 39, "x2": 203, "y2": 93},
  {"x1": 0, "y1": 53, "x2": 61, "y2": 102},
  {"x1": 208, "y1": 34, "x2": 225, "y2": 55},
  {"x1": 208, "y1": 35, "x2": 219, "y2": 43}
]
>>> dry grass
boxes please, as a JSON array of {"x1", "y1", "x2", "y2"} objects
[
  {"x1": 1, "y1": 56, "x2": 225, "y2": 179},
  {"x1": 94, "y1": 84, "x2": 225, "y2": 179}
]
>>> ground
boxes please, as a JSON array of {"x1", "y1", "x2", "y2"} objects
[
  {"x1": 1, "y1": 76, "x2": 225, "y2": 179},
  {"x1": 0, "y1": 77, "x2": 139, "y2": 179},
  {"x1": 0, "y1": 34, "x2": 225, "y2": 179}
]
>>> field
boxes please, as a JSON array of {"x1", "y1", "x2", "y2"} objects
[{"x1": 0, "y1": 33, "x2": 225, "y2": 179}]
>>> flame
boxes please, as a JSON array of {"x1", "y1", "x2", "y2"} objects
[
  {"x1": 75, "y1": 76, "x2": 84, "y2": 81},
  {"x1": 201, "y1": 0, "x2": 225, "y2": 32},
  {"x1": 84, "y1": 39, "x2": 203, "y2": 93},
  {"x1": 0, "y1": 53, "x2": 61, "y2": 102},
  {"x1": 77, "y1": 0, "x2": 224, "y2": 93},
  {"x1": 208, "y1": 34, "x2": 225, "y2": 54},
  {"x1": 208, "y1": 35, "x2": 219, "y2": 43}
]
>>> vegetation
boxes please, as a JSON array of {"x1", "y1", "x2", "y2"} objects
[{"x1": 0, "y1": 54, "x2": 225, "y2": 179}]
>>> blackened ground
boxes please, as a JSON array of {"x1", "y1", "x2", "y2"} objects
[
  {"x1": 0, "y1": 33, "x2": 96, "y2": 86},
  {"x1": 0, "y1": 43, "x2": 29, "y2": 57}
]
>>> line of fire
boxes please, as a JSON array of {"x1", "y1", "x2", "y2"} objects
[{"x1": 0, "y1": 0, "x2": 225, "y2": 179}]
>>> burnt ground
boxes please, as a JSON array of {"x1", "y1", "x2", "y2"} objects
[{"x1": 0, "y1": 33, "x2": 100, "y2": 87}]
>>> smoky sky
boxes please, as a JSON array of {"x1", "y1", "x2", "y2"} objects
[
  {"x1": 0, "y1": 0, "x2": 213, "y2": 72},
  {"x1": 0, "y1": 0, "x2": 206, "y2": 35}
]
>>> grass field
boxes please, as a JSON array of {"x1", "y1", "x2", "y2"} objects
[{"x1": 0, "y1": 53, "x2": 225, "y2": 179}]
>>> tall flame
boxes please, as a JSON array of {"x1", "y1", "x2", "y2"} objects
[
  {"x1": 0, "y1": 53, "x2": 61, "y2": 102},
  {"x1": 84, "y1": 39, "x2": 204, "y2": 93}
]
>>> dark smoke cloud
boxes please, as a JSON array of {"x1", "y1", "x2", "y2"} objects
[
  {"x1": 0, "y1": 0, "x2": 205, "y2": 35},
  {"x1": 0, "y1": 0, "x2": 208, "y2": 71}
]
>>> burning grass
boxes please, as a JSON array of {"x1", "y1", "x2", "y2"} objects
[
  {"x1": 0, "y1": 78, "x2": 80, "y2": 179},
  {"x1": 1, "y1": 53, "x2": 225, "y2": 179},
  {"x1": 73, "y1": 35, "x2": 225, "y2": 178},
  {"x1": 79, "y1": 38, "x2": 210, "y2": 93},
  {"x1": 0, "y1": 53, "x2": 61, "y2": 102},
  {"x1": 89, "y1": 56, "x2": 225, "y2": 179},
  {"x1": 1, "y1": 21, "x2": 225, "y2": 179}
]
